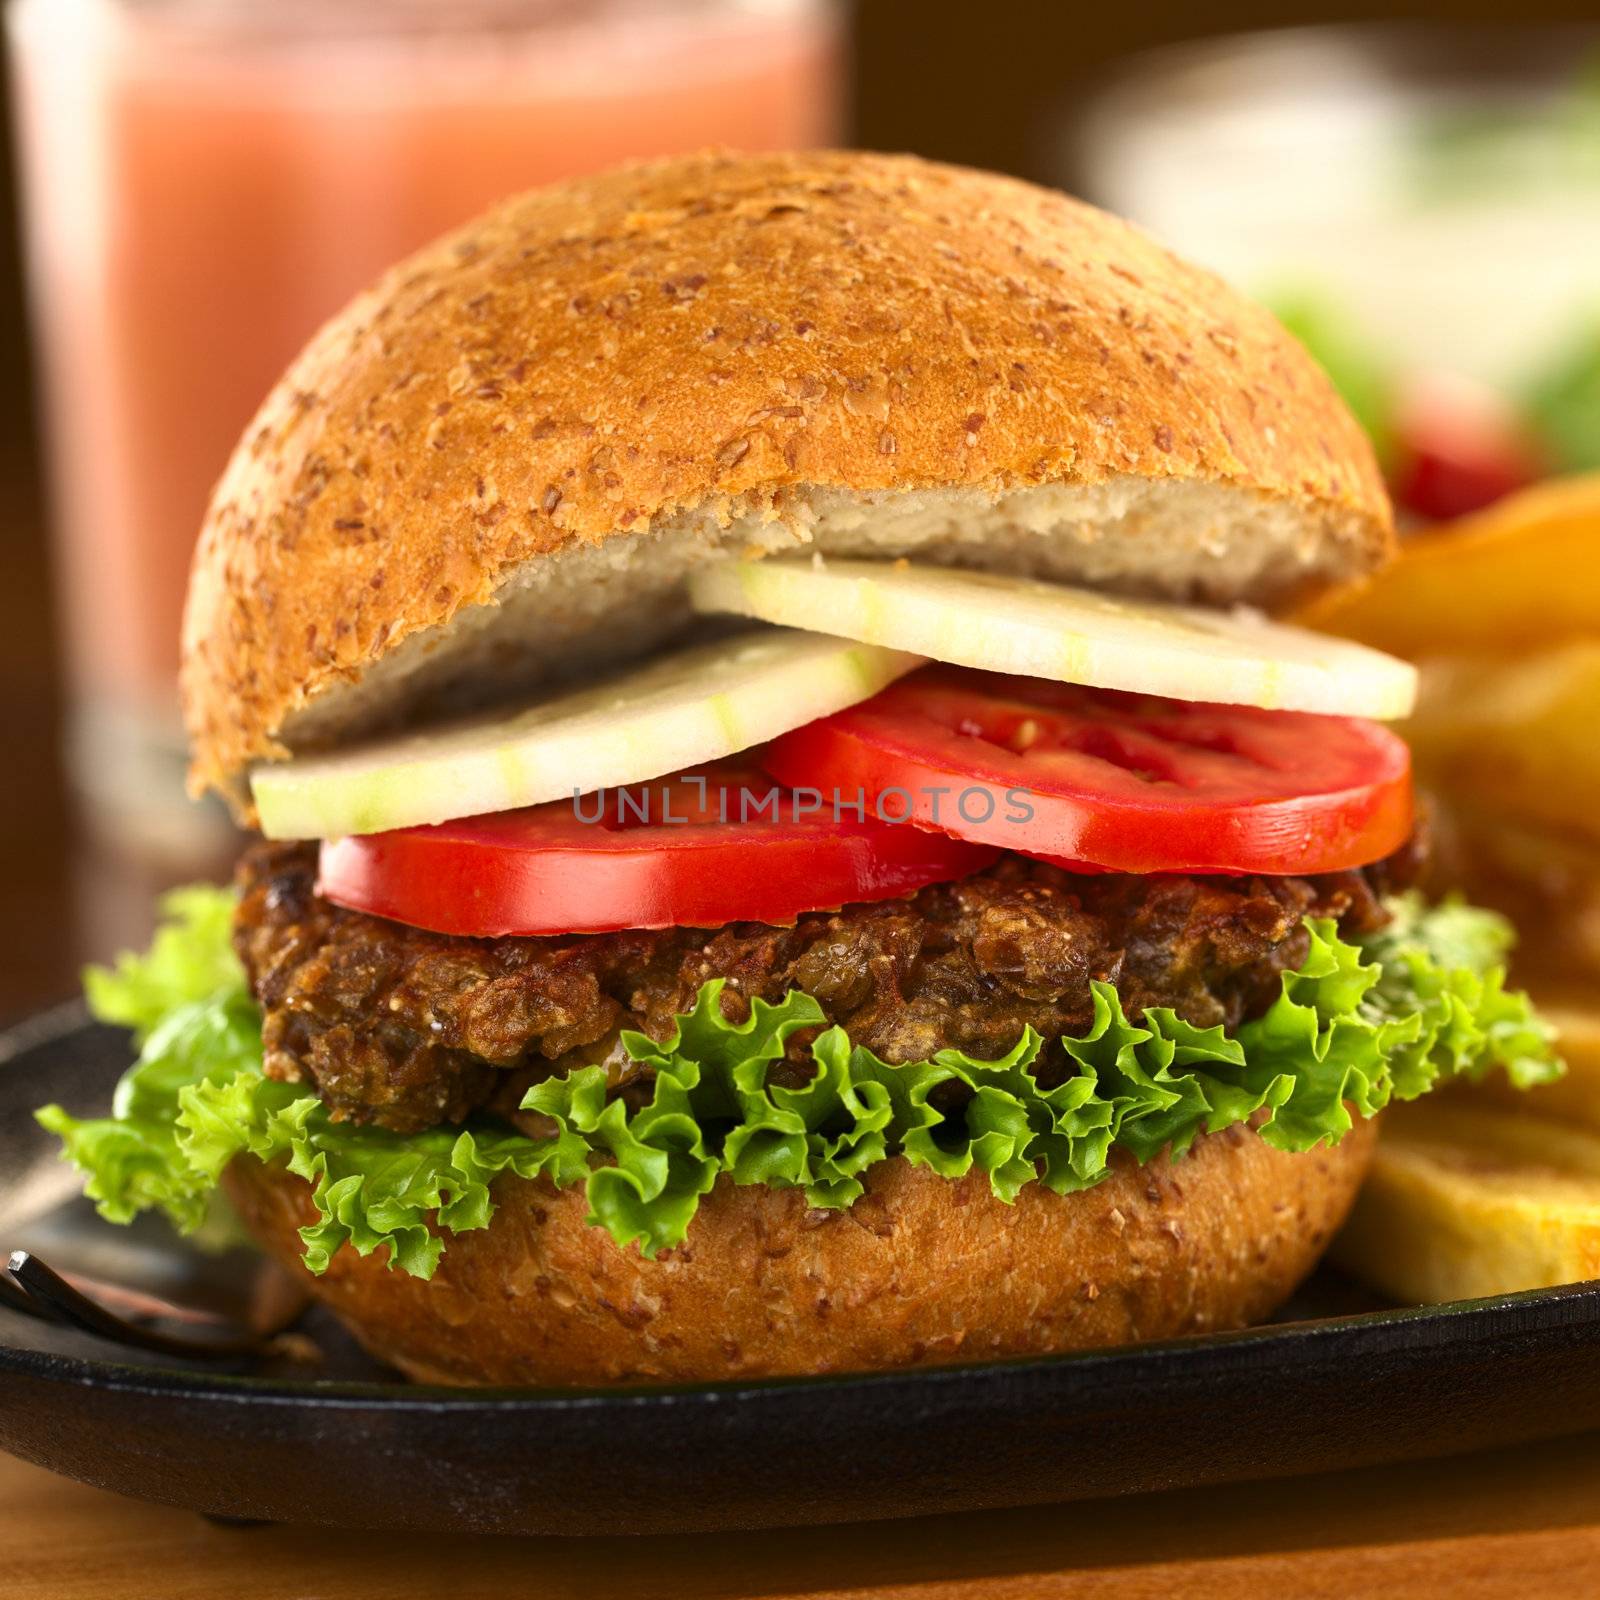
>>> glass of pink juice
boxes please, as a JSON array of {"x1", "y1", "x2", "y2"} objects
[{"x1": 6, "y1": 0, "x2": 844, "y2": 860}]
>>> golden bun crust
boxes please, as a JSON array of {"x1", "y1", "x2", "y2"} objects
[
  {"x1": 224, "y1": 1117, "x2": 1377, "y2": 1386},
  {"x1": 183, "y1": 150, "x2": 1391, "y2": 808}
]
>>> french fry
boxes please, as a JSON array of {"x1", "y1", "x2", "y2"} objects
[
  {"x1": 1332, "y1": 1100, "x2": 1600, "y2": 1303},
  {"x1": 1300, "y1": 473, "x2": 1600, "y2": 658},
  {"x1": 1421, "y1": 800, "x2": 1600, "y2": 987},
  {"x1": 1404, "y1": 641, "x2": 1600, "y2": 848}
]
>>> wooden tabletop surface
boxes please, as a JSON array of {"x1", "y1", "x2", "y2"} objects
[{"x1": 7, "y1": 1426, "x2": 1600, "y2": 1598}]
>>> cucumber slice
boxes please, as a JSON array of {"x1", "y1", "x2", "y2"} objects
[
  {"x1": 252, "y1": 629, "x2": 921, "y2": 840},
  {"x1": 689, "y1": 559, "x2": 1417, "y2": 721}
]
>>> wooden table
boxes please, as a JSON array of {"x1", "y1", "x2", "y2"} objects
[{"x1": 6, "y1": 1428, "x2": 1600, "y2": 1597}]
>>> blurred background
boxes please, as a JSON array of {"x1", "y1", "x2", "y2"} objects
[{"x1": 3, "y1": 0, "x2": 1599, "y2": 1023}]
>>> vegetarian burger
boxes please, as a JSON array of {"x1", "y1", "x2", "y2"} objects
[{"x1": 44, "y1": 151, "x2": 1559, "y2": 1385}]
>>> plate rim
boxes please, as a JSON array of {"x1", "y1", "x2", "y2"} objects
[{"x1": 5, "y1": 1275, "x2": 1600, "y2": 1413}]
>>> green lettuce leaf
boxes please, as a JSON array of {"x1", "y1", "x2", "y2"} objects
[
  {"x1": 81, "y1": 885, "x2": 242, "y2": 1042},
  {"x1": 1267, "y1": 289, "x2": 1399, "y2": 463},
  {"x1": 40, "y1": 888, "x2": 587, "y2": 1274},
  {"x1": 38, "y1": 887, "x2": 1562, "y2": 1277},
  {"x1": 1524, "y1": 320, "x2": 1600, "y2": 474},
  {"x1": 173, "y1": 1068, "x2": 586, "y2": 1276}
]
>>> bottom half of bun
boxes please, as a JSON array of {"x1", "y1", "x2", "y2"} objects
[{"x1": 224, "y1": 1116, "x2": 1378, "y2": 1386}]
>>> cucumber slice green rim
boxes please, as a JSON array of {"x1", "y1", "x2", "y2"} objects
[
  {"x1": 687, "y1": 558, "x2": 1418, "y2": 722},
  {"x1": 252, "y1": 628, "x2": 923, "y2": 841}
]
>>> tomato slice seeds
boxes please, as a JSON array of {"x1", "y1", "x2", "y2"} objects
[
  {"x1": 760, "y1": 667, "x2": 1412, "y2": 877},
  {"x1": 317, "y1": 763, "x2": 999, "y2": 937}
]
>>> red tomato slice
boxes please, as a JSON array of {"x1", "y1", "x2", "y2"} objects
[
  {"x1": 317, "y1": 762, "x2": 999, "y2": 937},
  {"x1": 1391, "y1": 375, "x2": 1545, "y2": 522},
  {"x1": 760, "y1": 668, "x2": 1413, "y2": 876}
]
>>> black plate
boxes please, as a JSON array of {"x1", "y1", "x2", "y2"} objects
[{"x1": 5, "y1": 1004, "x2": 1600, "y2": 1537}]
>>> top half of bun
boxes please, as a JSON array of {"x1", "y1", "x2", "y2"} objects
[{"x1": 181, "y1": 149, "x2": 1392, "y2": 814}]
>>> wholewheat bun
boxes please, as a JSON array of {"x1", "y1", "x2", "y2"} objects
[
  {"x1": 224, "y1": 1118, "x2": 1376, "y2": 1386},
  {"x1": 182, "y1": 149, "x2": 1392, "y2": 815}
]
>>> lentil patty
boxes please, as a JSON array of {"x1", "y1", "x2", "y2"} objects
[{"x1": 234, "y1": 842, "x2": 1407, "y2": 1134}]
